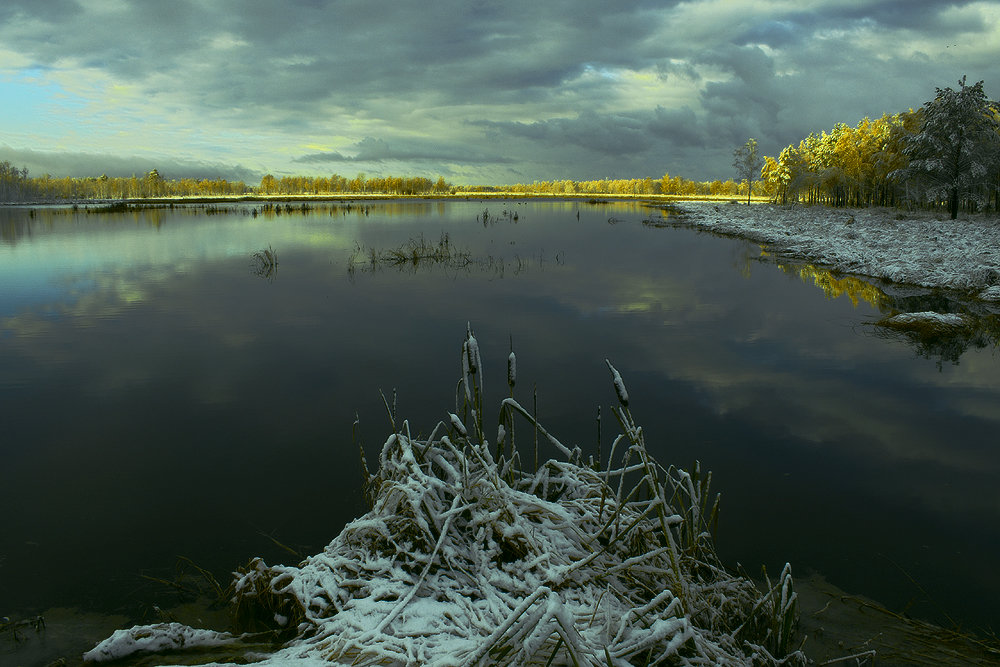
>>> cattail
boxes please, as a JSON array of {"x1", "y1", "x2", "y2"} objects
[
  {"x1": 465, "y1": 324, "x2": 480, "y2": 376},
  {"x1": 449, "y1": 413, "x2": 468, "y2": 438},
  {"x1": 605, "y1": 359, "x2": 629, "y2": 407},
  {"x1": 507, "y1": 351, "x2": 516, "y2": 389},
  {"x1": 466, "y1": 335, "x2": 479, "y2": 375}
]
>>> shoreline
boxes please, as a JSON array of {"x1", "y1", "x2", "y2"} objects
[
  {"x1": 666, "y1": 201, "x2": 1000, "y2": 296},
  {"x1": 7, "y1": 195, "x2": 996, "y2": 296},
  {"x1": 0, "y1": 192, "x2": 765, "y2": 206},
  {"x1": 7, "y1": 573, "x2": 999, "y2": 666}
]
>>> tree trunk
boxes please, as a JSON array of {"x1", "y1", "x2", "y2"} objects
[{"x1": 950, "y1": 187, "x2": 959, "y2": 220}]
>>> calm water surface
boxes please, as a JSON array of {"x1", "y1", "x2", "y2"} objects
[{"x1": 1, "y1": 200, "x2": 998, "y2": 639}]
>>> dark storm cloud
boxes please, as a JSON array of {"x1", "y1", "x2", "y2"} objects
[
  {"x1": 294, "y1": 137, "x2": 514, "y2": 165},
  {"x1": 832, "y1": 0, "x2": 987, "y2": 31},
  {"x1": 478, "y1": 105, "x2": 711, "y2": 158},
  {"x1": 3, "y1": 0, "x2": 676, "y2": 108},
  {"x1": 695, "y1": 45, "x2": 783, "y2": 145},
  {"x1": 0, "y1": 0, "x2": 81, "y2": 23},
  {"x1": 479, "y1": 112, "x2": 651, "y2": 157},
  {"x1": 0, "y1": 146, "x2": 260, "y2": 182},
  {"x1": 733, "y1": 0, "x2": 988, "y2": 46},
  {"x1": 0, "y1": 0, "x2": 997, "y2": 183},
  {"x1": 656, "y1": 60, "x2": 701, "y2": 83}
]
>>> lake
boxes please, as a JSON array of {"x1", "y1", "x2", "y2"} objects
[{"x1": 1, "y1": 199, "x2": 998, "y2": 641}]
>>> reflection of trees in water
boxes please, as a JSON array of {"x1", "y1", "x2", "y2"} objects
[
  {"x1": 783, "y1": 262, "x2": 894, "y2": 311},
  {"x1": 872, "y1": 313, "x2": 1000, "y2": 368},
  {"x1": 2, "y1": 200, "x2": 438, "y2": 244},
  {"x1": 0, "y1": 209, "x2": 33, "y2": 243},
  {"x1": 252, "y1": 201, "x2": 435, "y2": 219},
  {"x1": 763, "y1": 254, "x2": 1000, "y2": 365},
  {"x1": 1, "y1": 204, "x2": 174, "y2": 242}
]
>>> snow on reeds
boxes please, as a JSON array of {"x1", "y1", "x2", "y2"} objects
[
  {"x1": 227, "y1": 330, "x2": 803, "y2": 666},
  {"x1": 85, "y1": 329, "x2": 805, "y2": 666}
]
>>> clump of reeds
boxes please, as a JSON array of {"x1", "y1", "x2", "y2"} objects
[
  {"x1": 1, "y1": 614, "x2": 45, "y2": 644},
  {"x1": 227, "y1": 327, "x2": 805, "y2": 666},
  {"x1": 348, "y1": 233, "x2": 472, "y2": 274},
  {"x1": 249, "y1": 245, "x2": 279, "y2": 281},
  {"x1": 87, "y1": 201, "x2": 131, "y2": 214}
]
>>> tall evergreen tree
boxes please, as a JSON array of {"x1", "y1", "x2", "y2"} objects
[{"x1": 894, "y1": 76, "x2": 1000, "y2": 219}]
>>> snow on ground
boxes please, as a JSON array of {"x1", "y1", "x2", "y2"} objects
[
  {"x1": 82, "y1": 623, "x2": 236, "y2": 662},
  {"x1": 883, "y1": 312, "x2": 967, "y2": 327},
  {"x1": 980, "y1": 285, "x2": 1000, "y2": 301},
  {"x1": 673, "y1": 202, "x2": 1000, "y2": 293}
]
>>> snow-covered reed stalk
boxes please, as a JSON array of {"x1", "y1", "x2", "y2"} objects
[
  {"x1": 459, "y1": 324, "x2": 486, "y2": 444},
  {"x1": 225, "y1": 333, "x2": 805, "y2": 666}
]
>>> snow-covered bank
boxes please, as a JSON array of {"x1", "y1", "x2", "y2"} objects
[
  {"x1": 82, "y1": 332, "x2": 804, "y2": 666},
  {"x1": 672, "y1": 202, "x2": 1000, "y2": 293}
]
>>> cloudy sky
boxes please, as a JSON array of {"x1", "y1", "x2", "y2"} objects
[{"x1": 1, "y1": 0, "x2": 998, "y2": 186}]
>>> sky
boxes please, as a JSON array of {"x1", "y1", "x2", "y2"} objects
[{"x1": 0, "y1": 0, "x2": 998, "y2": 186}]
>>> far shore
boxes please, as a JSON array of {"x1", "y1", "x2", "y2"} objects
[
  {"x1": 1, "y1": 192, "x2": 770, "y2": 206},
  {"x1": 8, "y1": 195, "x2": 997, "y2": 295}
]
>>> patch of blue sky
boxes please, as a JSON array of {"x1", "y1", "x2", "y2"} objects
[
  {"x1": 581, "y1": 64, "x2": 621, "y2": 80},
  {"x1": 0, "y1": 69, "x2": 90, "y2": 134}
]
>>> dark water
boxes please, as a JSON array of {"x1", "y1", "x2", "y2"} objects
[{"x1": 2, "y1": 200, "x2": 998, "y2": 639}]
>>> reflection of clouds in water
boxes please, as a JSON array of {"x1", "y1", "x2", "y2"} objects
[
  {"x1": 626, "y1": 323, "x2": 1000, "y2": 513},
  {"x1": 527, "y1": 242, "x2": 1000, "y2": 516},
  {"x1": 0, "y1": 208, "x2": 360, "y2": 315},
  {"x1": 3, "y1": 205, "x2": 998, "y2": 474},
  {"x1": 1, "y1": 203, "x2": 998, "y2": 633}
]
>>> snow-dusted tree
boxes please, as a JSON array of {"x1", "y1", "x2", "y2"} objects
[
  {"x1": 894, "y1": 76, "x2": 1000, "y2": 219},
  {"x1": 732, "y1": 138, "x2": 763, "y2": 205}
]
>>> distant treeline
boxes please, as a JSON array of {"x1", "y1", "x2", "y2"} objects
[
  {"x1": 760, "y1": 77, "x2": 1000, "y2": 215},
  {"x1": 0, "y1": 165, "x2": 247, "y2": 201},
  {"x1": 0, "y1": 168, "x2": 450, "y2": 201},
  {"x1": 0, "y1": 164, "x2": 754, "y2": 203},
  {"x1": 452, "y1": 175, "x2": 755, "y2": 197},
  {"x1": 258, "y1": 173, "x2": 450, "y2": 195}
]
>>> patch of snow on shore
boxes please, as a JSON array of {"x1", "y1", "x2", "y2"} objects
[
  {"x1": 676, "y1": 202, "x2": 1000, "y2": 291},
  {"x1": 885, "y1": 312, "x2": 967, "y2": 327},
  {"x1": 82, "y1": 623, "x2": 236, "y2": 662},
  {"x1": 980, "y1": 285, "x2": 1000, "y2": 301}
]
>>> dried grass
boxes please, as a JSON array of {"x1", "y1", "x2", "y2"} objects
[{"x1": 229, "y1": 328, "x2": 805, "y2": 666}]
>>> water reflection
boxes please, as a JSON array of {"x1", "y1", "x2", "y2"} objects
[
  {"x1": 0, "y1": 201, "x2": 998, "y2": 641},
  {"x1": 765, "y1": 255, "x2": 1000, "y2": 365},
  {"x1": 872, "y1": 312, "x2": 1000, "y2": 366}
]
